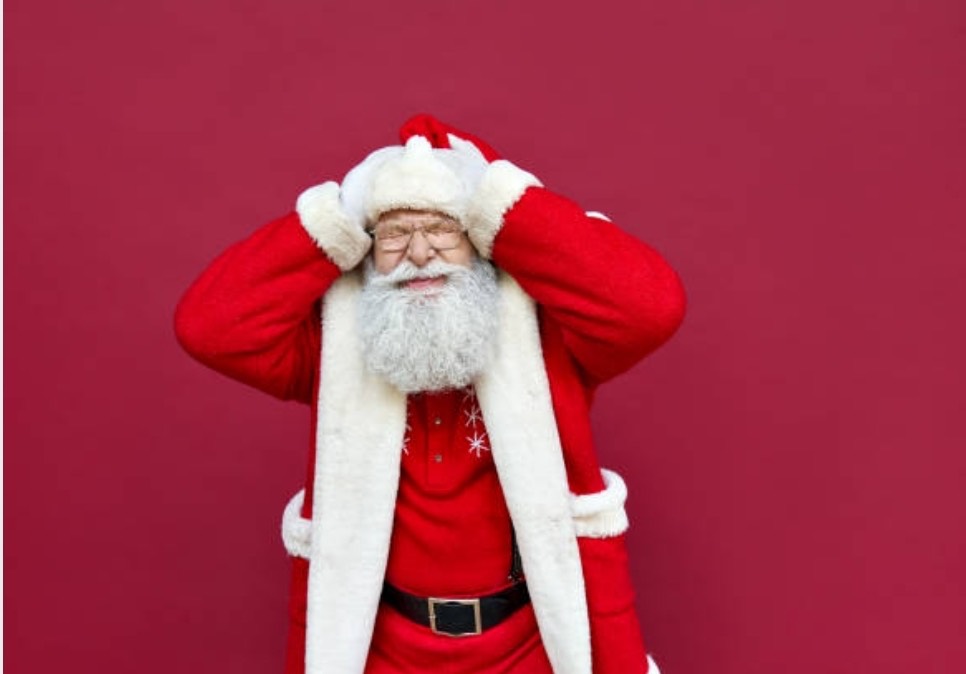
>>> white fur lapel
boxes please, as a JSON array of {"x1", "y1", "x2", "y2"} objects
[
  {"x1": 305, "y1": 271, "x2": 407, "y2": 674},
  {"x1": 475, "y1": 273, "x2": 592, "y2": 674},
  {"x1": 302, "y1": 270, "x2": 590, "y2": 674}
]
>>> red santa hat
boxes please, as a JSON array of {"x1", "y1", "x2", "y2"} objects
[{"x1": 398, "y1": 113, "x2": 503, "y2": 161}]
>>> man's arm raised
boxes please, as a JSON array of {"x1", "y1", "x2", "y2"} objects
[
  {"x1": 465, "y1": 159, "x2": 686, "y2": 386},
  {"x1": 174, "y1": 182, "x2": 370, "y2": 403}
]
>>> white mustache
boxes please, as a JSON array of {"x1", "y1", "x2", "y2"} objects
[{"x1": 367, "y1": 260, "x2": 469, "y2": 288}]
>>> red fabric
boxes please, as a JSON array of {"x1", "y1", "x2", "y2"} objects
[
  {"x1": 174, "y1": 213, "x2": 332, "y2": 405},
  {"x1": 495, "y1": 188, "x2": 687, "y2": 387},
  {"x1": 378, "y1": 388, "x2": 550, "y2": 670},
  {"x1": 387, "y1": 388, "x2": 516, "y2": 596},
  {"x1": 579, "y1": 537, "x2": 650, "y2": 674},
  {"x1": 175, "y1": 159, "x2": 685, "y2": 672},
  {"x1": 285, "y1": 558, "x2": 309, "y2": 674}
]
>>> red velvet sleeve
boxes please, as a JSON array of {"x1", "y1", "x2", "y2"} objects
[
  {"x1": 490, "y1": 187, "x2": 686, "y2": 386},
  {"x1": 174, "y1": 212, "x2": 343, "y2": 404}
]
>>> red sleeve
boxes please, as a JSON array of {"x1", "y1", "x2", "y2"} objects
[
  {"x1": 174, "y1": 212, "x2": 342, "y2": 403},
  {"x1": 490, "y1": 187, "x2": 686, "y2": 385},
  {"x1": 490, "y1": 187, "x2": 679, "y2": 674}
]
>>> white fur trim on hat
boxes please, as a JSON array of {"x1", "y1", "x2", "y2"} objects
[
  {"x1": 465, "y1": 160, "x2": 542, "y2": 258},
  {"x1": 365, "y1": 136, "x2": 468, "y2": 223},
  {"x1": 340, "y1": 146, "x2": 402, "y2": 226},
  {"x1": 295, "y1": 181, "x2": 371, "y2": 271},
  {"x1": 571, "y1": 468, "x2": 630, "y2": 538},
  {"x1": 281, "y1": 489, "x2": 311, "y2": 559}
]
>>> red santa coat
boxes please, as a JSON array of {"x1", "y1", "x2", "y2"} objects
[{"x1": 176, "y1": 156, "x2": 685, "y2": 674}]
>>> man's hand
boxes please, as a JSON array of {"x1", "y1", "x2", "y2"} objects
[
  {"x1": 295, "y1": 181, "x2": 371, "y2": 271},
  {"x1": 446, "y1": 134, "x2": 490, "y2": 196},
  {"x1": 459, "y1": 151, "x2": 542, "y2": 259},
  {"x1": 339, "y1": 146, "x2": 400, "y2": 231}
]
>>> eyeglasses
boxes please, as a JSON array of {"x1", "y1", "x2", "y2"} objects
[{"x1": 369, "y1": 220, "x2": 465, "y2": 253}]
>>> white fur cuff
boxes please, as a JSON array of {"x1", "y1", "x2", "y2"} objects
[
  {"x1": 570, "y1": 468, "x2": 629, "y2": 538},
  {"x1": 465, "y1": 160, "x2": 542, "y2": 258},
  {"x1": 281, "y1": 489, "x2": 311, "y2": 559},
  {"x1": 295, "y1": 182, "x2": 371, "y2": 271}
]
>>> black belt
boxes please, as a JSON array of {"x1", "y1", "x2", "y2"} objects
[{"x1": 381, "y1": 581, "x2": 530, "y2": 637}]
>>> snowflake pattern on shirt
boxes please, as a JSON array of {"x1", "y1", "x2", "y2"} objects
[
  {"x1": 462, "y1": 388, "x2": 490, "y2": 458},
  {"x1": 401, "y1": 386, "x2": 491, "y2": 460},
  {"x1": 467, "y1": 430, "x2": 489, "y2": 458},
  {"x1": 401, "y1": 420, "x2": 412, "y2": 455}
]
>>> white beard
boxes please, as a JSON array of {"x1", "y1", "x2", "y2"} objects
[{"x1": 358, "y1": 258, "x2": 500, "y2": 393}]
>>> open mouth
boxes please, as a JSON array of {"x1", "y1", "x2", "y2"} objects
[{"x1": 399, "y1": 276, "x2": 446, "y2": 292}]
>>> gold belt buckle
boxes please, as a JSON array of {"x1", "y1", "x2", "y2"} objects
[{"x1": 428, "y1": 597, "x2": 482, "y2": 637}]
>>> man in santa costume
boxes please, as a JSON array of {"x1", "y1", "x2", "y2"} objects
[{"x1": 176, "y1": 114, "x2": 685, "y2": 674}]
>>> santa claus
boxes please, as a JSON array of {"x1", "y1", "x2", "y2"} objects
[{"x1": 175, "y1": 114, "x2": 686, "y2": 674}]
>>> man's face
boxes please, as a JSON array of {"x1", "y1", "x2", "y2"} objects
[
  {"x1": 371, "y1": 209, "x2": 476, "y2": 277},
  {"x1": 359, "y1": 209, "x2": 499, "y2": 393}
]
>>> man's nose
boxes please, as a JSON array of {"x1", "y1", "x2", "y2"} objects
[{"x1": 406, "y1": 230, "x2": 435, "y2": 267}]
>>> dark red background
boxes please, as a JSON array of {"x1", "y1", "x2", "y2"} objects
[{"x1": 5, "y1": 1, "x2": 965, "y2": 672}]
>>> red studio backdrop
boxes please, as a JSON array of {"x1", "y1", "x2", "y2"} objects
[{"x1": 5, "y1": 1, "x2": 965, "y2": 672}]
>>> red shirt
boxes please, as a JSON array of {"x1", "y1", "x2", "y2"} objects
[{"x1": 384, "y1": 386, "x2": 515, "y2": 597}]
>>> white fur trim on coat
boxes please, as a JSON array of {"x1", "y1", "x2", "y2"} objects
[
  {"x1": 585, "y1": 210, "x2": 612, "y2": 222},
  {"x1": 465, "y1": 160, "x2": 542, "y2": 258},
  {"x1": 295, "y1": 271, "x2": 592, "y2": 674},
  {"x1": 281, "y1": 490, "x2": 311, "y2": 558},
  {"x1": 295, "y1": 182, "x2": 371, "y2": 271},
  {"x1": 304, "y1": 272, "x2": 407, "y2": 674},
  {"x1": 473, "y1": 275, "x2": 590, "y2": 674},
  {"x1": 571, "y1": 468, "x2": 630, "y2": 538}
]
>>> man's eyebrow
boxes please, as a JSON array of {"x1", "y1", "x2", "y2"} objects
[
  {"x1": 379, "y1": 215, "x2": 456, "y2": 226},
  {"x1": 375, "y1": 217, "x2": 408, "y2": 227}
]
